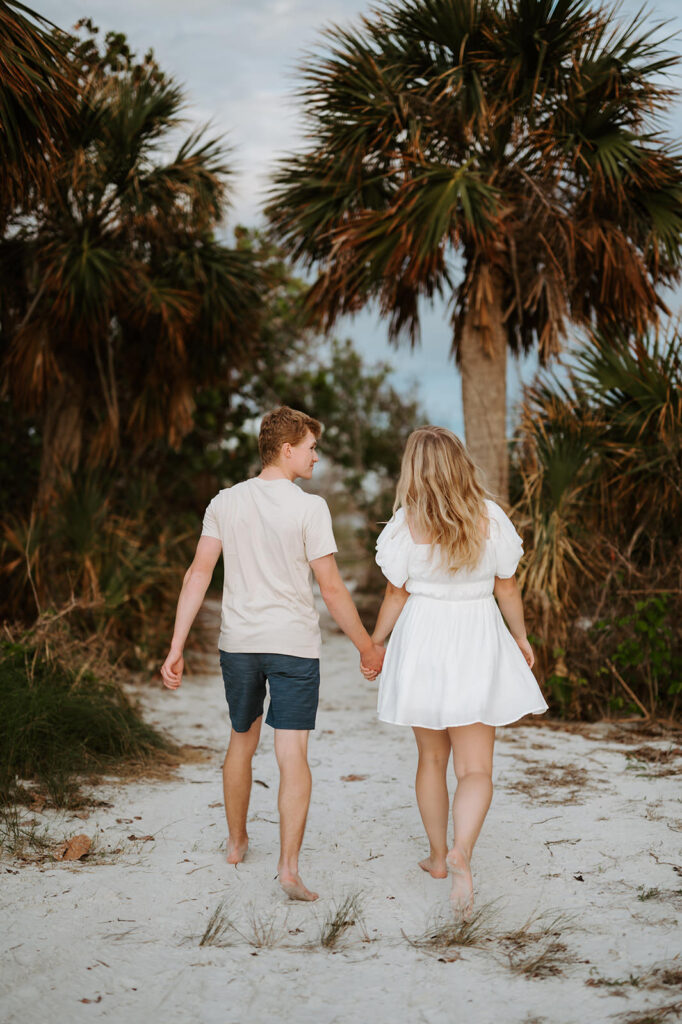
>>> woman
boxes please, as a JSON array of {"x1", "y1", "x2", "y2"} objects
[{"x1": 364, "y1": 427, "x2": 547, "y2": 919}]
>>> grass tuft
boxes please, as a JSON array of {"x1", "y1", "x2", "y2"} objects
[
  {"x1": 506, "y1": 939, "x2": 572, "y2": 979},
  {"x1": 615, "y1": 1001, "x2": 682, "y2": 1024},
  {"x1": 404, "y1": 902, "x2": 497, "y2": 953},
  {"x1": 319, "y1": 893, "x2": 365, "y2": 949},
  {"x1": 0, "y1": 803, "x2": 52, "y2": 857},
  {"x1": 500, "y1": 910, "x2": 576, "y2": 979},
  {"x1": 199, "y1": 901, "x2": 235, "y2": 948},
  {"x1": 243, "y1": 905, "x2": 289, "y2": 949},
  {"x1": 637, "y1": 887, "x2": 662, "y2": 902}
]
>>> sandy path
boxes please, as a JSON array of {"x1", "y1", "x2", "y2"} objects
[{"x1": 2, "y1": 610, "x2": 681, "y2": 1024}]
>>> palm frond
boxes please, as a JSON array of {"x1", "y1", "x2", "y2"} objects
[{"x1": 0, "y1": 1, "x2": 77, "y2": 204}]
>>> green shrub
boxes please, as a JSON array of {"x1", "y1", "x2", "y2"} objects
[{"x1": 0, "y1": 631, "x2": 169, "y2": 805}]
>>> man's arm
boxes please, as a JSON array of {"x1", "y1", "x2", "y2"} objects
[
  {"x1": 160, "y1": 536, "x2": 223, "y2": 689},
  {"x1": 310, "y1": 554, "x2": 385, "y2": 674}
]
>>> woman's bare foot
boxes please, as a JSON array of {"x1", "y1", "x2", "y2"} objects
[
  {"x1": 226, "y1": 836, "x2": 248, "y2": 864},
  {"x1": 418, "y1": 855, "x2": 448, "y2": 879},
  {"x1": 446, "y1": 846, "x2": 474, "y2": 920},
  {"x1": 278, "y1": 870, "x2": 318, "y2": 901}
]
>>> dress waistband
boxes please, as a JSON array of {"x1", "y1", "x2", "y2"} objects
[{"x1": 408, "y1": 589, "x2": 494, "y2": 604}]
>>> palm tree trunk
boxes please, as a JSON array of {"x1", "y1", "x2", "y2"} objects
[
  {"x1": 459, "y1": 268, "x2": 509, "y2": 502},
  {"x1": 37, "y1": 380, "x2": 82, "y2": 509}
]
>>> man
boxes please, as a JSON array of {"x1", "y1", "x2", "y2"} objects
[{"x1": 160, "y1": 406, "x2": 385, "y2": 901}]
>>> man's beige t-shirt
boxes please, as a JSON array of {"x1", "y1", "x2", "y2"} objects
[{"x1": 201, "y1": 478, "x2": 338, "y2": 658}]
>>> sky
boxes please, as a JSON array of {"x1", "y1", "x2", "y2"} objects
[{"x1": 36, "y1": 0, "x2": 682, "y2": 432}]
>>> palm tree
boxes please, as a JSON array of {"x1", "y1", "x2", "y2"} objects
[
  {"x1": 266, "y1": 0, "x2": 682, "y2": 500},
  {"x1": 0, "y1": 1, "x2": 77, "y2": 217},
  {"x1": 512, "y1": 321, "x2": 682, "y2": 715},
  {"x1": 0, "y1": 24, "x2": 265, "y2": 505}
]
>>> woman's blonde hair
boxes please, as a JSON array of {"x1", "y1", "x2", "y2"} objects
[{"x1": 394, "y1": 426, "x2": 489, "y2": 572}]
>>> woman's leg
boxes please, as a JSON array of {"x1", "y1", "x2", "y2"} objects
[
  {"x1": 412, "y1": 726, "x2": 452, "y2": 878},
  {"x1": 446, "y1": 723, "x2": 495, "y2": 917}
]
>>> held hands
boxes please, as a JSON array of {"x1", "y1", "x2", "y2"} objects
[
  {"x1": 160, "y1": 647, "x2": 184, "y2": 689},
  {"x1": 360, "y1": 642, "x2": 385, "y2": 681},
  {"x1": 515, "y1": 635, "x2": 535, "y2": 669}
]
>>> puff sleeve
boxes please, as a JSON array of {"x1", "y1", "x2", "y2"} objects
[
  {"x1": 487, "y1": 501, "x2": 524, "y2": 578},
  {"x1": 375, "y1": 508, "x2": 412, "y2": 587}
]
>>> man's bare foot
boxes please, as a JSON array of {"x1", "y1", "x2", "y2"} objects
[
  {"x1": 446, "y1": 846, "x2": 474, "y2": 920},
  {"x1": 418, "y1": 855, "x2": 448, "y2": 879},
  {"x1": 226, "y1": 837, "x2": 248, "y2": 864},
  {"x1": 278, "y1": 870, "x2": 319, "y2": 901}
]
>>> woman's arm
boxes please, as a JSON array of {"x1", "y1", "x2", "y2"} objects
[
  {"x1": 493, "y1": 575, "x2": 534, "y2": 668},
  {"x1": 371, "y1": 581, "x2": 410, "y2": 645}
]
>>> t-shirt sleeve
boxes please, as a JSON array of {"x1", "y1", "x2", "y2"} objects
[
  {"x1": 304, "y1": 497, "x2": 338, "y2": 561},
  {"x1": 487, "y1": 501, "x2": 524, "y2": 578},
  {"x1": 201, "y1": 497, "x2": 221, "y2": 540}
]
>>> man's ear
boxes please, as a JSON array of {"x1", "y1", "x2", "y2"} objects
[{"x1": 281, "y1": 442, "x2": 292, "y2": 459}]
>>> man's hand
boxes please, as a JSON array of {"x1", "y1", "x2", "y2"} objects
[
  {"x1": 160, "y1": 647, "x2": 184, "y2": 690},
  {"x1": 360, "y1": 643, "x2": 385, "y2": 680}
]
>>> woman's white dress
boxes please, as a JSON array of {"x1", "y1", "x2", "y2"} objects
[{"x1": 375, "y1": 500, "x2": 548, "y2": 728}]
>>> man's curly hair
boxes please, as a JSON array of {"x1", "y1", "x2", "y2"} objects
[{"x1": 258, "y1": 407, "x2": 322, "y2": 466}]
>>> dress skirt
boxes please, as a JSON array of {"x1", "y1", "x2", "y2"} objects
[{"x1": 377, "y1": 594, "x2": 548, "y2": 729}]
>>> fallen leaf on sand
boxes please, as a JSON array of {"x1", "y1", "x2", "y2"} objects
[
  {"x1": 128, "y1": 834, "x2": 154, "y2": 842},
  {"x1": 54, "y1": 835, "x2": 91, "y2": 861},
  {"x1": 341, "y1": 774, "x2": 367, "y2": 782},
  {"x1": 116, "y1": 818, "x2": 133, "y2": 824},
  {"x1": 80, "y1": 996, "x2": 102, "y2": 1004}
]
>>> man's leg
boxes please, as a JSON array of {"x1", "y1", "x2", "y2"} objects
[
  {"x1": 274, "y1": 728, "x2": 318, "y2": 901},
  {"x1": 222, "y1": 715, "x2": 262, "y2": 864}
]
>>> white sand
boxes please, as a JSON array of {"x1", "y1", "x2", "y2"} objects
[{"x1": 2, "y1": 605, "x2": 681, "y2": 1024}]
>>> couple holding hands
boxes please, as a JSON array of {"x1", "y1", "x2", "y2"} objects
[{"x1": 161, "y1": 406, "x2": 547, "y2": 919}]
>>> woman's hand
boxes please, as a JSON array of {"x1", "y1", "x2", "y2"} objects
[{"x1": 514, "y1": 635, "x2": 534, "y2": 669}]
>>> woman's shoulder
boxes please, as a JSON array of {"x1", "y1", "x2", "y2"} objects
[
  {"x1": 375, "y1": 508, "x2": 412, "y2": 586},
  {"x1": 379, "y1": 507, "x2": 408, "y2": 535},
  {"x1": 483, "y1": 499, "x2": 517, "y2": 531},
  {"x1": 484, "y1": 498, "x2": 505, "y2": 519}
]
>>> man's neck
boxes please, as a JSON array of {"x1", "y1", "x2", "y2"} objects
[{"x1": 258, "y1": 464, "x2": 294, "y2": 482}]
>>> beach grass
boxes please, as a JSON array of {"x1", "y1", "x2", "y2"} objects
[
  {"x1": 0, "y1": 630, "x2": 170, "y2": 809},
  {"x1": 318, "y1": 892, "x2": 366, "y2": 949},
  {"x1": 199, "y1": 902, "x2": 235, "y2": 948},
  {"x1": 404, "y1": 902, "x2": 497, "y2": 953},
  {"x1": 500, "y1": 910, "x2": 577, "y2": 979},
  {"x1": 0, "y1": 803, "x2": 53, "y2": 857}
]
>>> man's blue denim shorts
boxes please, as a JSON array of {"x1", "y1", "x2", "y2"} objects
[{"x1": 219, "y1": 651, "x2": 320, "y2": 732}]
